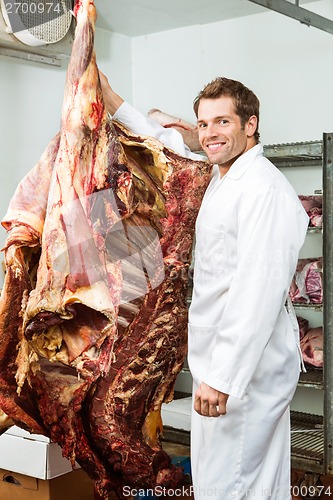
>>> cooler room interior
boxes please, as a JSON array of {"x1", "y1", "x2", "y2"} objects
[{"x1": 0, "y1": 0, "x2": 333, "y2": 499}]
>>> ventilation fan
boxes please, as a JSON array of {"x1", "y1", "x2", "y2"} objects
[{"x1": 0, "y1": 0, "x2": 72, "y2": 46}]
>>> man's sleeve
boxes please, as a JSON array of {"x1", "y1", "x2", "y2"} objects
[{"x1": 112, "y1": 102, "x2": 202, "y2": 160}]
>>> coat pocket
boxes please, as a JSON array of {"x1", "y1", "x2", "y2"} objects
[{"x1": 193, "y1": 225, "x2": 225, "y2": 277}]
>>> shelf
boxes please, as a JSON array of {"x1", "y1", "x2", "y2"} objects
[
  {"x1": 307, "y1": 226, "x2": 322, "y2": 234},
  {"x1": 291, "y1": 411, "x2": 324, "y2": 474},
  {"x1": 264, "y1": 141, "x2": 323, "y2": 168},
  {"x1": 298, "y1": 369, "x2": 323, "y2": 390},
  {"x1": 292, "y1": 302, "x2": 323, "y2": 312}
]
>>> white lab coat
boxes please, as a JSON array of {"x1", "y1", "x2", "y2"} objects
[{"x1": 113, "y1": 103, "x2": 309, "y2": 499}]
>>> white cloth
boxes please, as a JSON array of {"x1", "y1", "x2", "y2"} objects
[{"x1": 112, "y1": 102, "x2": 309, "y2": 499}]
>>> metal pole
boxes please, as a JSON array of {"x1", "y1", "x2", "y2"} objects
[
  {"x1": 248, "y1": 0, "x2": 333, "y2": 35},
  {"x1": 323, "y1": 133, "x2": 333, "y2": 474}
]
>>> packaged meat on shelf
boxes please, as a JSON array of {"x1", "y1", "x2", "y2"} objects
[
  {"x1": 290, "y1": 257, "x2": 323, "y2": 305},
  {"x1": 263, "y1": 136, "x2": 333, "y2": 477},
  {"x1": 299, "y1": 194, "x2": 323, "y2": 228}
]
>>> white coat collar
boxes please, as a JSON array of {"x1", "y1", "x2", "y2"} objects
[{"x1": 224, "y1": 143, "x2": 263, "y2": 180}]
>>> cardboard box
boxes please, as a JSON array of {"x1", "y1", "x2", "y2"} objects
[
  {"x1": 161, "y1": 397, "x2": 191, "y2": 432},
  {"x1": 0, "y1": 468, "x2": 94, "y2": 500},
  {"x1": 0, "y1": 431, "x2": 79, "y2": 479},
  {"x1": 5, "y1": 426, "x2": 50, "y2": 442}
]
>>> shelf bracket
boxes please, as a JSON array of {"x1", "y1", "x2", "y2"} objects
[{"x1": 248, "y1": 0, "x2": 333, "y2": 35}]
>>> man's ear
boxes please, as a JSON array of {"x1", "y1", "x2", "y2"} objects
[{"x1": 246, "y1": 115, "x2": 258, "y2": 138}]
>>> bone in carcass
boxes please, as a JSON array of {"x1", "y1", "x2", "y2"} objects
[
  {"x1": 148, "y1": 108, "x2": 202, "y2": 152},
  {"x1": 0, "y1": 0, "x2": 211, "y2": 497},
  {"x1": 289, "y1": 257, "x2": 323, "y2": 305}
]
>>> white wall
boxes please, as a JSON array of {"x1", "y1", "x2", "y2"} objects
[
  {"x1": 0, "y1": 58, "x2": 65, "y2": 222},
  {"x1": 131, "y1": 0, "x2": 333, "y2": 146},
  {"x1": 0, "y1": 28, "x2": 132, "y2": 255},
  {"x1": 95, "y1": 28, "x2": 132, "y2": 102}
]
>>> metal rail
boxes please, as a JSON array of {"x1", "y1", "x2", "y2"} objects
[
  {"x1": 323, "y1": 133, "x2": 333, "y2": 475},
  {"x1": 248, "y1": 0, "x2": 333, "y2": 35},
  {"x1": 298, "y1": 370, "x2": 323, "y2": 390},
  {"x1": 263, "y1": 140, "x2": 323, "y2": 168}
]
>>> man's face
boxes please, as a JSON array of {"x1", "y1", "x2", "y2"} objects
[{"x1": 197, "y1": 96, "x2": 257, "y2": 167}]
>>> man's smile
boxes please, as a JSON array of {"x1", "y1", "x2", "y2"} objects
[{"x1": 206, "y1": 142, "x2": 226, "y2": 151}]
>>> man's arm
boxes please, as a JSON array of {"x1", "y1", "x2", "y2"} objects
[
  {"x1": 99, "y1": 71, "x2": 124, "y2": 115},
  {"x1": 99, "y1": 71, "x2": 203, "y2": 161}
]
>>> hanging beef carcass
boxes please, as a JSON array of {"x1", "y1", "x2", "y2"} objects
[{"x1": 0, "y1": 0, "x2": 211, "y2": 497}]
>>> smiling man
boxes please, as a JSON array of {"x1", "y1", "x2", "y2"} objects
[
  {"x1": 195, "y1": 79, "x2": 258, "y2": 175},
  {"x1": 100, "y1": 73, "x2": 309, "y2": 499}
]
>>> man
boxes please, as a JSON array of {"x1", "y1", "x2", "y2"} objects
[{"x1": 100, "y1": 72, "x2": 309, "y2": 499}]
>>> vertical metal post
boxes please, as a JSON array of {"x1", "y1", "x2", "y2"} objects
[{"x1": 323, "y1": 133, "x2": 333, "y2": 474}]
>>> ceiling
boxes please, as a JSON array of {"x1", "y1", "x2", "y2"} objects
[
  {"x1": 95, "y1": 0, "x2": 265, "y2": 36},
  {"x1": 95, "y1": 0, "x2": 322, "y2": 37}
]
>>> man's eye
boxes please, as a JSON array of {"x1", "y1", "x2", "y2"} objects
[
  {"x1": 219, "y1": 119, "x2": 228, "y2": 125},
  {"x1": 198, "y1": 123, "x2": 206, "y2": 128}
]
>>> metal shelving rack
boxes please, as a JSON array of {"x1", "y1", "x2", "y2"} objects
[{"x1": 264, "y1": 133, "x2": 333, "y2": 477}]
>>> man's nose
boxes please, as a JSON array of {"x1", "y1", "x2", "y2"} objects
[{"x1": 205, "y1": 122, "x2": 218, "y2": 136}]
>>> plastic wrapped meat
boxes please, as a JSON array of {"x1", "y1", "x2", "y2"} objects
[
  {"x1": 299, "y1": 195, "x2": 322, "y2": 228},
  {"x1": 289, "y1": 258, "x2": 323, "y2": 304},
  {"x1": 300, "y1": 327, "x2": 323, "y2": 369}
]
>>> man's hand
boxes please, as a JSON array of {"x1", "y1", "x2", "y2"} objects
[
  {"x1": 194, "y1": 382, "x2": 229, "y2": 417},
  {"x1": 98, "y1": 70, "x2": 124, "y2": 116}
]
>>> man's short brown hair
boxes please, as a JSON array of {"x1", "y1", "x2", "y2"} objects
[{"x1": 193, "y1": 77, "x2": 260, "y2": 143}]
